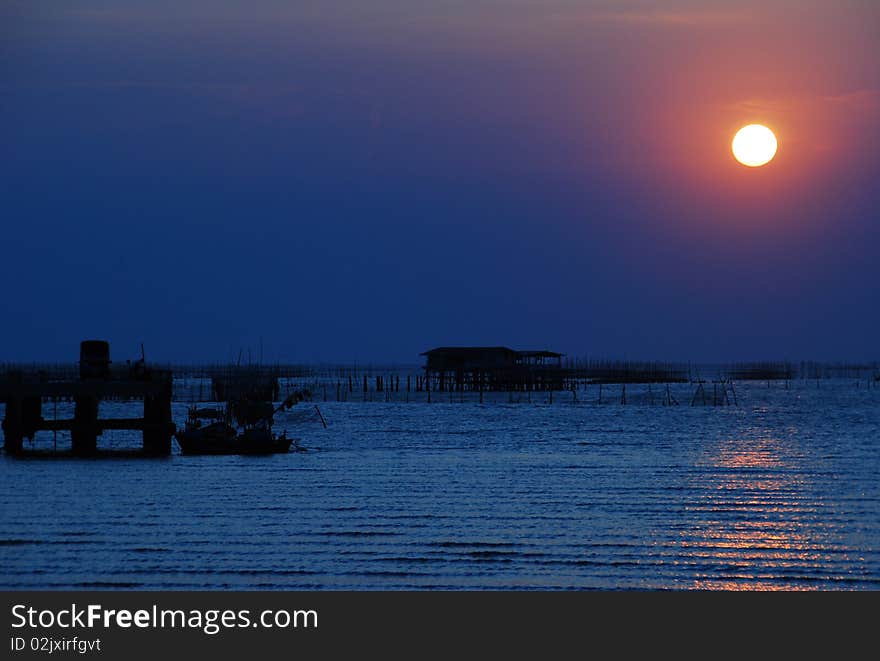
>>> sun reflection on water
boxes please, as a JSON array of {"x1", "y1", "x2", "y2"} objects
[{"x1": 683, "y1": 435, "x2": 843, "y2": 590}]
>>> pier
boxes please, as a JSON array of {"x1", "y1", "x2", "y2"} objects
[{"x1": 0, "y1": 341, "x2": 174, "y2": 456}]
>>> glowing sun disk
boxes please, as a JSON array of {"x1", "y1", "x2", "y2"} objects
[{"x1": 732, "y1": 124, "x2": 778, "y2": 167}]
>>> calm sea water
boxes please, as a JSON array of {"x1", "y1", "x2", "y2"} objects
[{"x1": 1, "y1": 381, "x2": 878, "y2": 590}]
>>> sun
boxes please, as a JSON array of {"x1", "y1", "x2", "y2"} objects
[{"x1": 732, "y1": 124, "x2": 778, "y2": 167}]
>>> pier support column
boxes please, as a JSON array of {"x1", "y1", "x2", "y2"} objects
[
  {"x1": 71, "y1": 396, "x2": 99, "y2": 456},
  {"x1": 22, "y1": 396, "x2": 42, "y2": 441},
  {"x1": 143, "y1": 393, "x2": 173, "y2": 456},
  {"x1": 2, "y1": 397, "x2": 24, "y2": 454}
]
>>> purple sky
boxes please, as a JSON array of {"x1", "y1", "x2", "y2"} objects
[{"x1": 2, "y1": 1, "x2": 878, "y2": 363}]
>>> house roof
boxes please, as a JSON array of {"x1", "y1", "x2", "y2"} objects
[
  {"x1": 516, "y1": 350, "x2": 564, "y2": 358},
  {"x1": 420, "y1": 346, "x2": 516, "y2": 356}
]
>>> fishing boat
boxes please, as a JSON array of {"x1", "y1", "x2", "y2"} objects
[{"x1": 175, "y1": 390, "x2": 308, "y2": 455}]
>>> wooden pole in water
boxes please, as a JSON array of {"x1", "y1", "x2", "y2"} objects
[{"x1": 314, "y1": 405, "x2": 327, "y2": 429}]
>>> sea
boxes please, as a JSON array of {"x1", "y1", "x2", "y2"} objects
[{"x1": 1, "y1": 380, "x2": 878, "y2": 590}]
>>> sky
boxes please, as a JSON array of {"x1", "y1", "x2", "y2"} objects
[{"x1": 2, "y1": 1, "x2": 879, "y2": 363}]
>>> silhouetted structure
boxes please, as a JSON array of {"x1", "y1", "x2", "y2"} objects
[
  {"x1": 0, "y1": 341, "x2": 174, "y2": 456},
  {"x1": 573, "y1": 360, "x2": 689, "y2": 384},
  {"x1": 211, "y1": 369, "x2": 280, "y2": 402},
  {"x1": 727, "y1": 362, "x2": 794, "y2": 381},
  {"x1": 421, "y1": 347, "x2": 564, "y2": 391}
]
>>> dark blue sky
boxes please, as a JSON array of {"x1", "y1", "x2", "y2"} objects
[{"x1": 2, "y1": 1, "x2": 878, "y2": 363}]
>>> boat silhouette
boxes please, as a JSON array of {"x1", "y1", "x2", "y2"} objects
[{"x1": 175, "y1": 390, "x2": 308, "y2": 455}]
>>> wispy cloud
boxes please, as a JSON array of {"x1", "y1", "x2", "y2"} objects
[
  {"x1": 588, "y1": 8, "x2": 751, "y2": 27},
  {"x1": 823, "y1": 88, "x2": 880, "y2": 110}
]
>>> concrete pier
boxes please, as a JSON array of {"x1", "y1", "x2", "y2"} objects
[{"x1": 0, "y1": 341, "x2": 175, "y2": 456}]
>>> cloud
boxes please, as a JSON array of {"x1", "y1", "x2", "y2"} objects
[
  {"x1": 718, "y1": 88, "x2": 880, "y2": 160},
  {"x1": 823, "y1": 89, "x2": 880, "y2": 111},
  {"x1": 587, "y1": 8, "x2": 750, "y2": 27}
]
